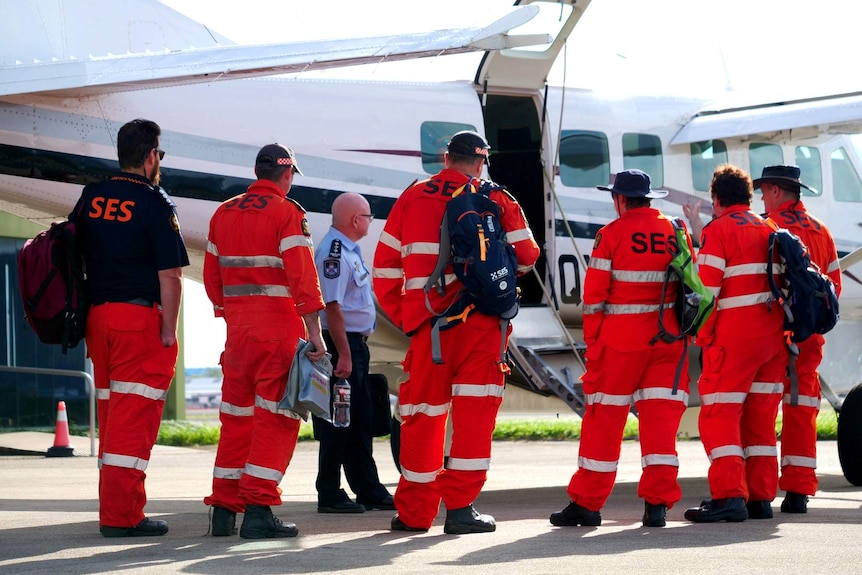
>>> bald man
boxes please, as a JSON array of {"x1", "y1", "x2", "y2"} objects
[{"x1": 313, "y1": 193, "x2": 394, "y2": 513}]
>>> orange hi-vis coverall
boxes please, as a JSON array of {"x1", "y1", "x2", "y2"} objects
[
  {"x1": 696, "y1": 205, "x2": 788, "y2": 502},
  {"x1": 768, "y1": 200, "x2": 842, "y2": 497},
  {"x1": 203, "y1": 179, "x2": 324, "y2": 512},
  {"x1": 373, "y1": 170, "x2": 539, "y2": 529},
  {"x1": 567, "y1": 207, "x2": 692, "y2": 512}
]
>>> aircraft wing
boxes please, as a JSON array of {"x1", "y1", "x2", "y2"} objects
[
  {"x1": 0, "y1": 5, "x2": 549, "y2": 98},
  {"x1": 671, "y1": 91, "x2": 862, "y2": 145}
]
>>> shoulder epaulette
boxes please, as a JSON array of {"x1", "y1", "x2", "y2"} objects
[
  {"x1": 328, "y1": 238, "x2": 342, "y2": 259},
  {"x1": 155, "y1": 186, "x2": 177, "y2": 209},
  {"x1": 284, "y1": 196, "x2": 306, "y2": 213}
]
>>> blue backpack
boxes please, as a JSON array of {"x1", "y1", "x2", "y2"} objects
[{"x1": 425, "y1": 180, "x2": 519, "y2": 364}]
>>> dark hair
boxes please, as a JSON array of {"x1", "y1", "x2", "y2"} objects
[
  {"x1": 447, "y1": 152, "x2": 482, "y2": 168},
  {"x1": 117, "y1": 119, "x2": 161, "y2": 170},
  {"x1": 254, "y1": 164, "x2": 289, "y2": 182},
  {"x1": 622, "y1": 195, "x2": 650, "y2": 209},
  {"x1": 710, "y1": 164, "x2": 753, "y2": 207}
]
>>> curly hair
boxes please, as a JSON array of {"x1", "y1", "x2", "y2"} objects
[{"x1": 710, "y1": 164, "x2": 753, "y2": 207}]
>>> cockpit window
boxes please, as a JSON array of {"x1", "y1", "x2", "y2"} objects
[
  {"x1": 832, "y1": 147, "x2": 862, "y2": 202},
  {"x1": 623, "y1": 133, "x2": 663, "y2": 187},
  {"x1": 794, "y1": 146, "x2": 822, "y2": 196},
  {"x1": 690, "y1": 140, "x2": 727, "y2": 192},
  {"x1": 559, "y1": 130, "x2": 609, "y2": 188},
  {"x1": 420, "y1": 121, "x2": 477, "y2": 174}
]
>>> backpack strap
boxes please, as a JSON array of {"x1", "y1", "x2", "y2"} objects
[{"x1": 429, "y1": 303, "x2": 475, "y2": 364}]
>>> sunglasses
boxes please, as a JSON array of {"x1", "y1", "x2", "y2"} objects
[{"x1": 153, "y1": 148, "x2": 166, "y2": 160}]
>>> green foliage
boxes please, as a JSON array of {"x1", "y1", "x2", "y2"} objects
[{"x1": 150, "y1": 409, "x2": 841, "y2": 446}]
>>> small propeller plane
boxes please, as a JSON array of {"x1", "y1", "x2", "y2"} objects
[{"x1": 2, "y1": 0, "x2": 861, "y2": 482}]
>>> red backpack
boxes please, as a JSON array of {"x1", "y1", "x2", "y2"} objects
[{"x1": 17, "y1": 220, "x2": 88, "y2": 353}]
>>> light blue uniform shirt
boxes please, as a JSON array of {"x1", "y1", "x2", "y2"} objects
[{"x1": 314, "y1": 227, "x2": 376, "y2": 335}]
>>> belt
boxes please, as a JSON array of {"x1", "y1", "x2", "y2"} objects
[
  {"x1": 326, "y1": 330, "x2": 369, "y2": 343},
  {"x1": 123, "y1": 297, "x2": 154, "y2": 307}
]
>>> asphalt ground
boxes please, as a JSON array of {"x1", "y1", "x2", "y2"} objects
[{"x1": 0, "y1": 432, "x2": 861, "y2": 575}]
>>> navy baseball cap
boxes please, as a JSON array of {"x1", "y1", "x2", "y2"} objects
[
  {"x1": 597, "y1": 169, "x2": 668, "y2": 198},
  {"x1": 447, "y1": 130, "x2": 491, "y2": 166},
  {"x1": 255, "y1": 143, "x2": 303, "y2": 175}
]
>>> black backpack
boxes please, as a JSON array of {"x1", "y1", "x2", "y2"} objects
[
  {"x1": 766, "y1": 221, "x2": 839, "y2": 343},
  {"x1": 17, "y1": 220, "x2": 88, "y2": 354},
  {"x1": 425, "y1": 179, "x2": 519, "y2": 364}
]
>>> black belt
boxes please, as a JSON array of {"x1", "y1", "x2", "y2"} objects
[
  {"x1": 123, "y1": 297, "x2": 154, "y2": 307},
  {"x1": 325, "y1": 330, "x2": 369, "y2": 343}
]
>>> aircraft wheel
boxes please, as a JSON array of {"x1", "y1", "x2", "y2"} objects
[
  {"x1": 837, "y1": 381, "x2": 862, "y2": 486},
  {"x1": 390, "y1": 415, "x2": 401, "y2": 473}
]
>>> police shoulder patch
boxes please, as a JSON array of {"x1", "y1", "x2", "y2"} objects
[
  {"x1": 169, "y1": 213, "x2": 181, "y2": 234},
  {"x1": 593, "y1": 233, "x2": 602, "y2": 250},
  {"x1": 323, "y1": 258, "x2": 340, "y2": 279},
  {"x1": 301, "y1": 218, "x2": 311, "y2": 237}
]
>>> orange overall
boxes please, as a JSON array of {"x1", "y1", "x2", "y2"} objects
[
  {"x1": 567, "y1": 208, "x2": 692, "y2": 512},
  {"x1": 696, "y1": 205, "x2": 787, "y2": 501},
  {"x1": 203, "y1": 179, "x2": 324, "y2": 512},
  {"x1": 768, "y1": 201, "x2": 842, "y2": 496},
  {"x1": 373, "y1": 170, "x2": 539, "y2": 528}
]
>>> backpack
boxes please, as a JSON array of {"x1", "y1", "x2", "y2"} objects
[
  {"x1": 653, "y1": 218, "x2": 715, "y2": 343},
  {"x1": 17, "y1": 220, "x2": 88, "y2": 353},
  {"x1": 425, "y1": 179, "x2": 519, "y2": 365},
  {"x1": 765, "y1": 220, "x2": 839, "y2": 343},
  {"x1": 650, "y1": 217, "x2": 715, "y2": 393}
]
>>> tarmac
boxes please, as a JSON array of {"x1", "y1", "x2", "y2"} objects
[{"x1": 0, "y1": 432, "x2": 861, "y2": 575}]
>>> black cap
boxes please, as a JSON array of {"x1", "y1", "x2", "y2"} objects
[
  {"x1": 447, "y1": 130, "x2": 491, "y2": 166},
  {"x1": 597, "y1": 169, "x2": 668, "y2": 198},
  {"x1": 752, "y1": 165, "x2": 815, "y2": 194},
  {"x1": 255, "y1": 143, "x2": 303, "y2": 175}
]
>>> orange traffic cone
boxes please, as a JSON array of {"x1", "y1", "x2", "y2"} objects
[{"x1": 46, "y1": 401, "x2": 74, "y2": 457}]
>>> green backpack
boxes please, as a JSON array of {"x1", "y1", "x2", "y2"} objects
[{"x1": 650, "y1": 217, "x2": 715, "y2": 392}]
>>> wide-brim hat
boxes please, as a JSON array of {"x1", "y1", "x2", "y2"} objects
[
  {"x1": 752, "y1": 165, "x2": 815, "y2": 194},
  {"x1": 255, "y1": 143, "x2": 303, "y2": 175},
  {"x1": 447, "y1": 130, "x2": 491, "y2": 166},
  {"x1": 597, "y1": 169, "x2": 668, "y2": 198}
]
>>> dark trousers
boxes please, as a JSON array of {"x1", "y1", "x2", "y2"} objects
[{"x1": 313, "y1": 331, "x2": 389, "y2": 506}]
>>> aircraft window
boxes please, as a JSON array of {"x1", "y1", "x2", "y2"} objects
[
  {"x1": 420, "y1": 121, "x2": 478, "y2": 174},
  {"x1": 622, "y1": 133, "x2": 663, "y2": 187},
  {"x1": 794, "y1": 146, "x2": 822, "y2": 196},
  {"x1": 749, "y1": 143, "x2": 783, "y2": 193},
  {"x1": 831, "y1": 147, "x2": 862, "y2": 202},
  {"x1": 690, "y1": 140, "x2": 728, "y2": 192},
  {"x1": 559, "y1": 130, "x2": 610, "y2": 188}
]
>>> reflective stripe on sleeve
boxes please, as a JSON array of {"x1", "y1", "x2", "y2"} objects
[
  {"x1": 505, "y1": 227, "x2": 534, "y2": 243},
  {"x1": 610, "y1": 270, "x2": 666, "y2": 283},
  {"x1": 588, "y1": 257, "x2": 612, "y2": 271},
  {"x1": 717, "y1": 292, "x2": 772, "y2": 310},
  {"x1": 378, "y1": 231, "x2": 402, "y2": 252},
  {"x1": 279, "y1": 235, "x2": 314, "y2": 253},
  {"x1": 206, "y1": 241, "x2": 219, "y2": 256},
  {"x1": 402, "y1": 242, "x2": 439, "y2": 257},
  {"x1": 219, "y1": 255, "x2": 284, "y2": 268},
  {"x1": 698, "y1": 253, "x2": 726, "y2": 271}
]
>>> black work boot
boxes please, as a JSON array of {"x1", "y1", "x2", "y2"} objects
[
  {"x1": 239, "y1": 505, "x2": 298, "y2": 539},
  {"x1": 642, "y1": 502, "x2": 667, "y2": 527},
  {"x1": 391, "y1": 514, "x2": 428, "y2": 532},
  {"x1": 101, "y1": 517, "x2": 169, "y2": 538},
  {"x1": 684, "y1": 498, "x2": 748, "y2": 523},
  {"x1": 443, "y1": 504, "x2": 496, "y2": 534},
  {"x1": 549, "y1": 501, "x2": 601, "y2": 527},
  {"x1": 780, "y1": 492, "x2": 809, "y2": 513},
  {"x1": 746, "y1": 500, "x2": 774, "y2": 519},
  {"x1": 211, "y1": 506, "x2": 237, "y2": 536}
]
